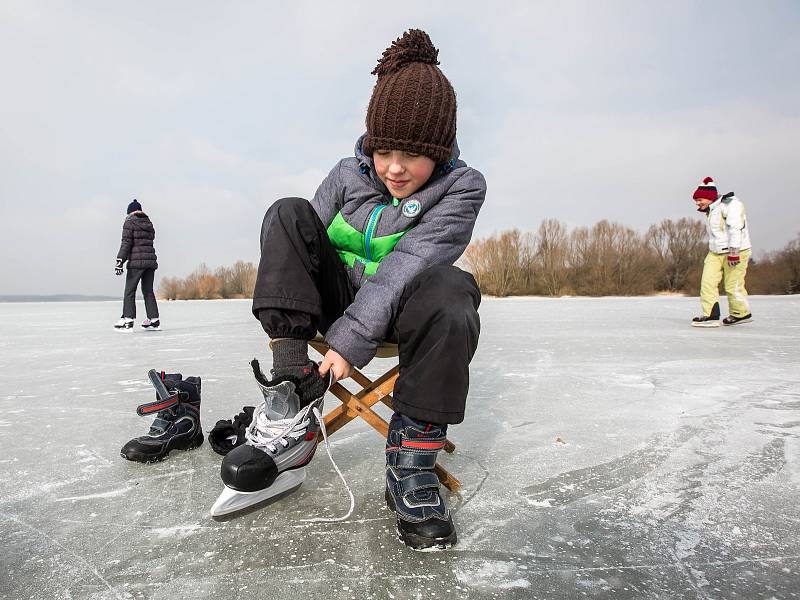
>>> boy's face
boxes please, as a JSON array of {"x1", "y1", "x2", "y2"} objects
[
  {"x1": 373, "y1": 150, "x2": 436, "y2": 199},
  {"x1": 693, "y1": 196, "x2": 716, "y2": 211}
]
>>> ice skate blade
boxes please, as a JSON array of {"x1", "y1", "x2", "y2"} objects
[
  {"x1": 691, "y1": 321, "x2": 720, "y2": 328},
  {"x1": 210, "y1": 468, "x2": 306, "y2": 518}
]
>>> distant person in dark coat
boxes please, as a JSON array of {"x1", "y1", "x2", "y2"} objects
[{"x1": 114, "y1": 199, "x2": 160, "y2": 331}]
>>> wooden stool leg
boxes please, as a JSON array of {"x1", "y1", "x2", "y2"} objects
[
  {"x1": 435, "y1": 463, "x2": 460, "y2": 492},
  {"x1": 308, "y1": 338, "x2": 462, "y2": 493}
]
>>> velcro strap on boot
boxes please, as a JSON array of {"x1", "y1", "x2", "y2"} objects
[
  {"x1": 136, "y1": 393, "x2": 179, "y2": 416},
  {"x1": 386, "y1": 434, "x2": 447, "y2": 469},
  {"x1": 396, "y1": 472, "x2": 440, "y2": 497},
  {"x1": 401, "y1": 437, "x2": 447, "y2": 451},
  {"x1": 148, "y1": 417, "x2": 172, "y2": 434},
  {"x1": 387, "y1": 446, "x2": 439, "y2": 470}
]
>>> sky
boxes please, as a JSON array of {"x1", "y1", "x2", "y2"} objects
[{"x1": 1, "y1": 1, "x2": 798, "y2": 295}]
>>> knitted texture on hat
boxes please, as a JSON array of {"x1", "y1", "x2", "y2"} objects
[
  {"x1": 127, "y1": 199, "x2": 142, "y2": 214},
  {"x1": 693, "y1": 177, "x2": 718, "y2": 202},
  {"x1": 362, "y1": 29, "x2": 456, "y2": 164}
]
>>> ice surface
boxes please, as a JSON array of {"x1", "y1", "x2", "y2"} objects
[{"x1": 1, "y1": 296, "x2": 799, "y2": 599}]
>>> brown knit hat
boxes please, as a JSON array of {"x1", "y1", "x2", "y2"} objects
[{"x1": 362, "y1": 29, "x2": 457, "y2": 164}]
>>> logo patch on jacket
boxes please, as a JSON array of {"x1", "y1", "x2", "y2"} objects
[{"x1": 402, "y1": 200, "x2": 421, "y2": 218}]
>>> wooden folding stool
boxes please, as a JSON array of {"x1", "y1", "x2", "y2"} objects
[{"x1": 307, "y1": 334, "x2": 461, "y2": 492}]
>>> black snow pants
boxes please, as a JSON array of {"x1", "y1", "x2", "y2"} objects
[
  {"x1": 252, "y1": 197, "x2": 481, "y2": 425},
  {"x1": 122, "y1": 268, "x2": 159, "y2": 319}
]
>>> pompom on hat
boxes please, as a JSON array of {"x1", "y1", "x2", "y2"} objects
[
  {"x1": 362, "y1": 29, "x2": 457, "y2": 164},
  {"x1": 692, "y1": 177, "x2": 719, "y2": 202}
]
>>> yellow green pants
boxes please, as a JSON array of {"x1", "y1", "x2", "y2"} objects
[{"x1": 700, "y1": 249, "x2": 751, "y2": 317}]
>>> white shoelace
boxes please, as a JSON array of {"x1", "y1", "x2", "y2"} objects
[
  {"x1": 301, "y1": 405, "x2": 354, "y2": 523},
  {"x1": 246, "y1": 406, "x2": 311, "y2": 453},
  {"x1": 245, "y1": 395, "x2": 354, "y2": 523}
]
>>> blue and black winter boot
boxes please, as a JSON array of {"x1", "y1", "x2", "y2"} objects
[
  {"x1": 385, "y1": 413, "x2": 456, "y2": 550},
  {"x1": 120, "y1": 370, "x2": 203, "y2": 463}
]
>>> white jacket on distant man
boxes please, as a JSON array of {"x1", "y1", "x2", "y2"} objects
[{"x1": 704, "y1": 192, "x2": 751, "y2": 255}]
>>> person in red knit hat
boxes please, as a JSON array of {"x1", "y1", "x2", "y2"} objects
[{"x1": 691, "y1": 177, "x2": 753, "y2": 327}]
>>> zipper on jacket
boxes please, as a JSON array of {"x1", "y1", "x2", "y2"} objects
[{"x1": 363, "y1": 204, "x2": 386, "y2": 261}]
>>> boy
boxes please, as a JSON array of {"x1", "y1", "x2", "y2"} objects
[
  {"x1": 114, "y1": 199, "x2": 161, "y2": 331},
  {"x1": 220, "y1": 29, "x2": 486, "y2": 550},
  {"x1": 691, "y1": 177, "x2": 753, "y2": 327}
]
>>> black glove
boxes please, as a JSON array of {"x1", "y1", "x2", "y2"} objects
[
  {"x1": 209, "y1": 406, "x2": 255, "y2": 455},
  {"x1": 115, "y1": 258, "x2": 124, "y2": 276}
]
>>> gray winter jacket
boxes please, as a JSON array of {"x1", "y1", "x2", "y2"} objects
[
  {"x1": 312, "y1": 134, "x2": 486, "y2": 367},
  {"x1": 117, "y1": 212, "x2": 158, "y2": 270}
]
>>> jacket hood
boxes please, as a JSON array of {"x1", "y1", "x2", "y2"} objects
[{"x1": 127, "y1": 212, "x2": 154, "y2": 232}]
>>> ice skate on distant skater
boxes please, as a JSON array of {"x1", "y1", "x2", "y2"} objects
[
  {"x1": 120, "y1": 369, "x2": 203, "y2": 462},
  {"x1": 210, "y1": 359, "x2": 331, "y2": 517},
  {"x1": 723, "y1": 313, "x2": 752, "y2": 326},
  {"x1": 141, "y1": 318, "x2": 161, "y2": 331},
  {"x1": 114, "y1": 317, "x2": 134, "y2": 331},
  {"x1": 692, "y1": 302, "x2": 721, "y2": 328}
]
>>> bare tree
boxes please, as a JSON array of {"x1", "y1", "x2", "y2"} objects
[
  {"x1": 230, "y1": 260, "x2": 258, "y2": 297},
  {"x1": 158, "y1": 276, "x2": 181, "y2": 300},
  {"x1": 646, "y1": 218, "x2": 707, "y2": 292},
  {"x1": 612, "y1": 224, "x2": 657, "y2": 295},
  {"x1": 463, "y1": 229, "x2": 533, "y2": 296},
  {"x1": 158, "y1": 260, "x2": 258, "y2": 299},
  {"x1": 567, "y1": 221, "x2": 655, "y2": 295},
  {"x1": 748, "y1": 233, "x2": 800, "y2": 294},
  {"x1": 533, "y1": 219, "x2": 568, "y2": 295},
  {"x1": 783, "y1": 235, "x2": 800, "y2": 293}
]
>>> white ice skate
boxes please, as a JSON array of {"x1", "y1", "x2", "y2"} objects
[
  {"x1": 210, "y1": 364, "x2": 354, "y2": 522},
  {"x1": 210, "y1": 379, "x2": 324, "y2": 517},
  {"x1": 141, "y1": 318, "x2": 161, "y2": 331},
  {"x1": 114, "y1": 317, "x2": 134, "y2": 331}
]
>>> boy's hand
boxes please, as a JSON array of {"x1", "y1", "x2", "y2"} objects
[
  {"x1": 115, "y1": 258, "x2": 124, "y2": 276},
  {"x1": 319, "y1": 349, "x2": 352, "y2": 383},
  {"x1": 727, "y1": 253, "x2": 740, "y2": 267}
]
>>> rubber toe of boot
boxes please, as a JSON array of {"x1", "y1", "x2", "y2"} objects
[
  {"x1": 385, "y1": 488, "x2": 457, "y2": 550},
  {"x1": 120, "y1": 431, "x2": 203, "y2": 463}
]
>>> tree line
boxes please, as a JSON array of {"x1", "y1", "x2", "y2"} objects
[
  {"x1": 461, "y1": 218, "x2": 800, "y2": 297},
  {"x1": 157, "y1": 219, "x2": 800, "y2": 299},
  {"x1": 159, "y1": 260, "x2": 257, "y2": 300}
]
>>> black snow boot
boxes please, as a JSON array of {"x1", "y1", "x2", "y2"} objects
[
  {"x1": 385, "y1": 413, "x2": 456, "y2": 550},
  {"x1": 120, "y1": 370, "x2": 203, "y2": 463},
  {"x1": 692, "y1": 302, "x2": 721, "y2": 328}
]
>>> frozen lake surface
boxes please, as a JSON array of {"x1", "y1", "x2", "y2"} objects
[{"x1": 1, "y1": 296, "x2": 799, "y2": 599}]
